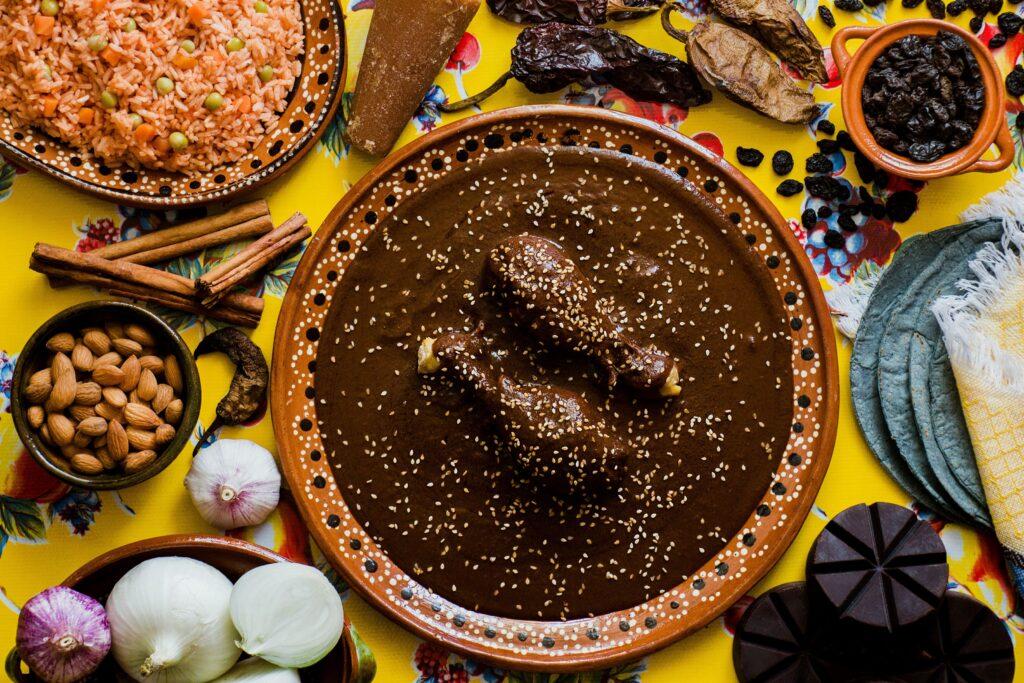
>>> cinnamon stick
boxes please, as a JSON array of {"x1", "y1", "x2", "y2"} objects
[
  {"x1": 196, "y1": 212, "x2": 310, "y2": 306},
  {"x1": 90, "y1": 200, "x2": 272, "y2": 262}
]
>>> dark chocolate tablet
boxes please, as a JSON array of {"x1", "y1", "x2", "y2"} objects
[
  {"x1": 807, "y1": 502, "x2": 947, "y2": 636},
  {"x1": 900, "y1": 591, "x2": 1014, "y2": 682},
  {"x1": 733, "y1": 582, "x2": 834, "y2": 682}
]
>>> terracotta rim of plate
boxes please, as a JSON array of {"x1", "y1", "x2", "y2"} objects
[
  {"x1": 833, "y1": 18, "x2": 1014, "y2": 180},
  {"x1": 271, "y1": 104, "x2": 840, "y2": 672},
  {"x1": 0, "y1": 0, "x2": 345, "y2": 208}
]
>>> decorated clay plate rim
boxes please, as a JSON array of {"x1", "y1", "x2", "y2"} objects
[
  {"x1": 271, "y1": 105, "x2": 840, "y2": 671},
  {"x1": 0, "y1": 0, "x2": 345, "y2": 209}
]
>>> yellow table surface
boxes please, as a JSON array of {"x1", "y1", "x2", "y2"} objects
[{"x1": 2, "y1": 2, "x2": 1023, "y2": 681}]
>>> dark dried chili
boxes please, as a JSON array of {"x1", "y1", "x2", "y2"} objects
[
  {"x1": 486, "y1": 0, "x2": 662, "y2": 25},
  {"x1": 192, "y1": 327, "x2": 269, "y2": 454},
  {"x1": 441, "y1": 23, "x2": 711, "y2": 112}
]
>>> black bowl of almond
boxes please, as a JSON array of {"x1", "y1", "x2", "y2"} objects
[{"x1": 11, "y1": 301, "x2": 200, "y2": 489}]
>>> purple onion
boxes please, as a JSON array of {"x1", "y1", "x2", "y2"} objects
[{"x1": 16, "y1": 586, "x2": 110, "y2": 683}]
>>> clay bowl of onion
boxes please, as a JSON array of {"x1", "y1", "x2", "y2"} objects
[
  {"x1": 10, "y1": 300, "x2": 201, "y2": 490},
  {"x1": 832, "y1": 18, "x2": 1013, "y2": 180},
  {"x1": 5, "y1": 534, "x2": 371, "y2": 682}
]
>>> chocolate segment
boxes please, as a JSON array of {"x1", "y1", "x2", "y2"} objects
[
  {"x1": 900, "y1": 591, "x2": 1014, "y2": 683},
  {"x1": 807, "y1": 502, "x2": 947, "y2": 636},
  {"x1": 486, "y1": 234, "x2": 680, "y2": 397},
  {"x1": 418, "y1": 329, "x2": 628, "y2": 497}
]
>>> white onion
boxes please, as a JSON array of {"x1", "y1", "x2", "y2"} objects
[
  {"x1": 185, "y1": 439, "x2": 281, "y2": 530},
  {"x1": 106, "y1": 557, "x2": 241, "y2": 682},
  {"x1": 213, "y1": 657, "x2": 300, "y2": 682},
  {"x1": 229, "y1": 563, "x2": 344, "y2": 669}
]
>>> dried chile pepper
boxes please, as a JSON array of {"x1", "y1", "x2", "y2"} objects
[
  {"x1": 486, "y1": 0, "x2": 662, "y2": 25},
  {"x1": 192, "y1": 327, "x2": 269, "y2": 454},
  {"x1": 708, "y1": 0, "x2": 828, "y2": 82},
  {"x1": 441, "y1": 23, "x2": 711, "y2": 112},
  {"x1": 663, "y1": 11, "x2": 818, "y2": 124}
]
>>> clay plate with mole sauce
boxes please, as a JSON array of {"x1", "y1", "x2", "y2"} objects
[
  {"x1": 272, "y1": 106, "x2": 839, "y2": 671},
  {"x1": 0, "y1": 2, "x2": 344, "y2": 208}
]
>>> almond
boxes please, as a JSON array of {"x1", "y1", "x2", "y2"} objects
[
  {"x1": 126, "y1": 426, "x2": 157, "y2": 451},
  {"x1": 71, "y1": 344, "x2": 94, "y2": 372},
  {"x1": 26, "y1": 405, "x2": 44, "y2": 429},
  {"x1": 93, "y1": 434, "x2": 107, "y2": 448},
  {"x1": 46, "y1": 333, "x2": 75, "y2": 354},
  {"x1": 154, "y1": 423, "x2": 176, "y2": 446},
  {"x1": 164, "y1": 355, "x2": 183, "y2": 392},
  {"x1": 29, "y1": 368, "x2": 52, "y2": 386},
  {"x1": 70, "y1": 452, "x2": 103, "y2": 475},
  {"x1": 164, "y1": 398, "x2": 183, "y2": 425},
  {"x1": 124, "y1": 449, "x2": 157, "y2": 474},
  {"x1": 46, "y1": 371, "x2": 77, "y2": 411},
  {"x1": 47, "y1": 413, "x2": 75, "y2": 446},
  {"x1": 69, "y1": 404, "x2": 97, "y2": 422},
  {"x1": 101, "y1": 386, "x2": 128, "y2": 408},
  {"x1": 39, "y1": 424, "x2": 52, "y2": 446},
  {"x1": 95, "y1": 401, "x2": 123, "y2": 422},
  {"x1": 125, "y1": 402, "x2": 161, "y2": 429},
  {"x1": 92, "y1": 364, "x2": 125, "y2": 387},
  {"x1": 112, "y1": 337, "x2": 143, "y2": 357},
  {"x1": 51, "y1": 352, "x2": 74, "y2": 379},
  {"x1": 72, "y1": 431, "x2": 92, "y2": 449},
  {"x1": 82, "y1": 329, "x2": 112, "y2": 356},
  {"x1": 95, "y1": 447, "x2": 115, "y2": 470},
  {"x1": 139, "y1": 355, "x2": 165, "y2": 374},
  {"x1": 104, "y1": 321, "x2": 125, "y2": 339},
  {"x1": 120, "y1": 355, "x2": 141, "y2": 391},
  {"x1": 107, "y1": 420, "x2": 129, "y2": 460},
  {"x1": 137, "y1": 369, "x2": 158, "y2": 401},
  {"x1": 125, "y1": 323, "x2": 157, "y2": 347},
  {"x1": 152, "y1": 384, "x2": 174, "y2": 413},
  {"x1": 23, "y1": 377, "x2": 51, "y2": 404},
  {"x1": 94, "y1": 351, "x2": 123, "y2": 368},
  {"x1": 77, "y1": 416, "x2": 108, "y2": 437},
  {"x1": 74, "y1": 381, "x2": 102, "y2": 406}
]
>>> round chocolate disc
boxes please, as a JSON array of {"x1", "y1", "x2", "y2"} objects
[
  {"x1": 733, "y1": 582, "x2": 834, "y2": 682},
  {"x1": 900, "y1": 591, "x2": 1015, "y2": 682},
  {"x1": 807, "y1": 502, "x2": 947, "y2": 636}
]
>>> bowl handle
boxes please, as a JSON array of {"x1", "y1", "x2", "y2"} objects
[
  {"x1": 5, "y1": 648, "x2": 35, "y2": 682},
  {"x1": 966, "y1": 121, "x2": 1016, "y2": 174},
  {"x1": 831, "y1": 25, "x2": 878, "y2": 75}
]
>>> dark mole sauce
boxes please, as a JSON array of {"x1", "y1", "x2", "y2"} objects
[{"x1": 316, "y1": 146, "x2": 793, "y2": 620}]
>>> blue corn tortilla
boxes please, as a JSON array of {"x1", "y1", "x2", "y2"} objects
[{"x1": 851, "y1": 223, "x2": 975, "y2": 520}]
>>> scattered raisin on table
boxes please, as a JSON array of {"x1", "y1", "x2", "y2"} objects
[
  {"x1": 968, "y1": 0, "x2": 990, "y2": 12},
  {"x1": 777, "y1": 179, "x2": 804, "y2": 196},
  {"x1": 816, "y1": 120, "x2": 836, "y2": 135},
  {"x1": 837, "y1": 213, "x2": 859, "y2": 232},
  {"x1": 801, "y1": 208, "x2": 818, "y2": 230},
  {"x1": 989, "y1": 32, "x2": 1008, "y2": 48},
  {"x1": 853, "y1": 152, "x2": 876, "y2": 184},
  {"x1": 926, "y1": 0, "x2": 947, "y2": 17},
  {"x1": 969, "y1": 15, "x2": 984, "y2": 31},
  {"x1": 806, "y1": 153, "x2": 834, "y2": 174},
  {"x1": 818, "y1": 5, "x2": 837, "y2": 27},
  {"x1": 817, "y1": 206, "x2": 833, "y2": 219},
  {"x1": 998, "y1": 12, "x2": 1023, "y2": 34},
  {"x1": 947, "y1": 0, "x2": 968, "y2": 12},
  {"x1": 903, "y1": 0, "x2": 925, "y2": 6},
  {"x1": 886, "y1": 191, "x2": 919, "y2": 223},
  {"x1": 989, "y1": 0, "x2": 1004, "y2": 12},
  {"x1": 864, "y1": 0, "x2": 883, "y2": 6},
  {"x1": 835, "y1": 130, "x2": 856, "y2": 151},
  {"x1": 817, "y1": 139, "x2": 839, "y2": 154},
  {"x1": 834, "y1": 0, "x2": 864, "y2": 10},
  {"x1": 736, "y1": 146, "x2": 765, "y2": 167},
  {"x1": 805, "y1": 175, "x2": 848, "y2": 201},
  {"x1": 772, "y1": 150, "x2": 795, "y2": 175},
  {"x1": 823, "y1": 230, "x2": 846, "y2": 249},
  {"x1": 1007, "y1": 65, "x2": 1024, "y2": 96}
]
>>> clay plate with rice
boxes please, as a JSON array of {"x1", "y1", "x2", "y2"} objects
[
  {"x1": 272, "y1": 106, "x2": 840, "y2": 670},
  {"x1": 0, "y1": 0, "x2": 344, "y2": 206}
]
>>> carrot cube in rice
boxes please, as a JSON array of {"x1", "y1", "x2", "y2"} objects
[
  {"x1": 41, "y1": 96, "x2": 59, "y2": 116},
  {"x1": 187, "y1": 3, "x2": 210, "y2": 23},
  {"x1": 33, "y1": 15, "x2": 55, "y2": 37},
  {"x1": 78, "y1": 107, "x2": 94, "y2": 124}
]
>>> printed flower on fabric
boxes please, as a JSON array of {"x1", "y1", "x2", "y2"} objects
[
  {"x1": 49, "y1": 489, "x2": 102, "y2": 536},
  {"x1": 0, "y1": 351, "x2": 14, "y2": 414},
  {"x1": 565, "y1": 85, "x2": 690, "y2": 129}
]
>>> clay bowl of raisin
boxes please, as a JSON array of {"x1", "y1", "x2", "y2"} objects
[{"x1": 833, "y1": 19, "x2": 1013, "y2": 180}]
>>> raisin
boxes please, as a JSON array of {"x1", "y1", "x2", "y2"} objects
[
  {"x1": 998, "y1": 11, "x2": 1023, "y2": 33},
  {"x1": 1016, "y1": 112, "x2": 1024, "y2": 129},
  {"x1": 816, "y1": 120, "x2": 836, "y2": 136},
  {"x1": 1007, "y1": 65, "x2": 1024, "y2": 96},
  {"x1": 853, "y1": 152, "x2": 876, "y2": 184},
  {"x1": 968, "y1": 0, "x2": 990, "y2": 12},
  {"x1": 776, "y1": 179, "x2": 804, "y2": 196},
  {"x1": 886, "y1": 191, "x2": 919, "y2": 222},
  {"x1": 817, "y1": 139, "x2": 840, "y2": 154},
  {"x1": 736, "y1": 146, "x2": 765, "y2": 167},
  {"x1": 836, "y1": 130, "x2": 856, "y2": 151},
  {"x1": 926, "y1": 0, "x2": 947, "y2": 16},
  {"x1": 872, "y1": 203, "x2": 888, "y2": 220},
  {"x1": 805, "y1": 175, "x2": 846, "y2": 201},
  {"x1": 837, "y1": 213, "x2": 859, "y2": 232},
  {"x1": 772, "y1": 150, "x2": 795, "y2": 175},
  {"x1": 818, "y1": 5, "x2": 837, "y2": 27},
  {"x1": 990, "y1": 0, "x2": 1004, "y2": 11},
  {"x1": 948, "y1": 0, "x2": 968, "y2": 12},
  {"x1": 834, "y1": 0, "x2": 863, "y2": 9},
  {"x1": 970, "y1": 15, "x2": 984, "y2": 31},
  {"x1": 823, "y1": 230, "x2": 846, "y2": 249},
  {"x1": 817, "y1": 206, "x2": 833, "y2": 219},
  {"x1": 903, "y1": 0, "x2": 925, "y2": 6},
  {"x1": 989, "y1": 32, "x2": 1008, "y2": 48},
  {"x1": 806, "y1": 153, "x2": 834, "y2": 174},
  {"x1": 801, "y1": 208, "x2": 818, "y2": 230}
]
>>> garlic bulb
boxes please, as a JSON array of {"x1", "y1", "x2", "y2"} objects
[
  {"x1": 213, "y1": 658, "x2": 300, "y2": 682},
  {"x1": 16, "y1": 586, "x2": 110, "y2": 683},
  {"x1": 185, "y1": 439, "x2": 281, "y2": 529},
  {"x1": 106, "y1": 557, "x2": 241, "y2": 682},
  {"x1": 229, "y1": 563, "x2": 344, "y2": 669}
]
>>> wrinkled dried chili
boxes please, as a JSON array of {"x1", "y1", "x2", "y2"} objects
[
  {"x1": 486, "y1": 0, "x2": 662, "y2": 25},
  {"x1": 441, "y1": 23, "x2": 711, "y2": 112}
]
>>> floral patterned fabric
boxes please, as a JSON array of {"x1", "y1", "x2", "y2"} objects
[{"x1": 1, "y1": 2, "x2": 1023, "y2": 681}]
